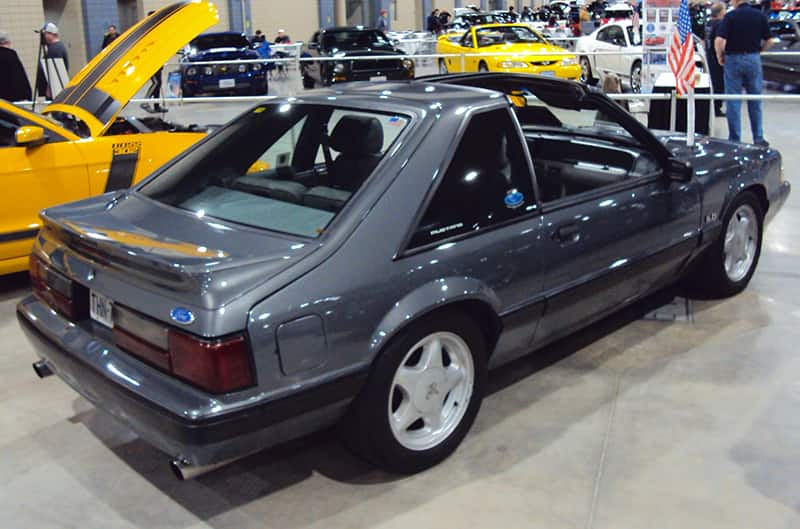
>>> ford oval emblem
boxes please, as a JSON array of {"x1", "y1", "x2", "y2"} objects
[
  {"x1": 504, "y1": 189, "x2": 524, "y2": 209},
  {"x1": 170, "y1": 307, "x2": 195, "y2": 325}
]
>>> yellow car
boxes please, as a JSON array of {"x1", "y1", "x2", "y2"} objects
[
  {"x1": 436, "y1": 24, "x2": 581, "y2": 80},
  {"x1": 0, "y1": 1, "x2": 220, "y2": 275}
]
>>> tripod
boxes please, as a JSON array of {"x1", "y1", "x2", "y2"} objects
[{"x1": 31, "y1": 30, "x2": 46, "y2": 112}]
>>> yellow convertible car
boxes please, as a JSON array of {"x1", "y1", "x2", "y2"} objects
[
  {"x1": 436, "y1": 24, "x2": 581, "y2": 80},
  {"x1": 0, "y1": 1, "x2": 220, "y2": 275}
]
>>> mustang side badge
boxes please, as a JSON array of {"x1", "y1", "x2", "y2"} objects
[
  {"x1": 170, "y1": 307, "x2": 195, "y2": 325},
  {"x1": 504, "y1": 189, "x2": 524, "y2": 209}
]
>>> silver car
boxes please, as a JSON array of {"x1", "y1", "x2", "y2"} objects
[{"x1": 18, "y1": 74, "x2": 790, "y2": 479}]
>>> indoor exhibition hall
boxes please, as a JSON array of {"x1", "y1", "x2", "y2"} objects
[{"x1": 1, "y1": 0, "x2": 799, "y2": 527}]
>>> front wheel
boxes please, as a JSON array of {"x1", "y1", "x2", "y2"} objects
[
  {"x1": 579, "y1": 56, "x2": 595, "y2": 85},
  {"x1": 630, "y1": 61, "x2": 642, "y2": 93},
  {"x1": 692, "y1": 191, "x2": 764, "y2": 297},
  {"x1": 439, "y1": 58, "x2": 449, "y2": 74},
  {"x1": 341, "y1": 311, "x2": 487, "y2": 474}
]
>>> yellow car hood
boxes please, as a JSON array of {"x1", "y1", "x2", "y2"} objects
[
  {"x1": 488, "y1": 42, "x2": 573, "y2": 59},
  {"x1": 43, "y1": 1, "x2": 219, "y2": 137}
]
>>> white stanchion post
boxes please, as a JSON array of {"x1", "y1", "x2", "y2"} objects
[
  {"x1": 686, "y1": 87, "x2": 695, "y2": 147},
  {"x1": 460, "y1": 53, "x2": 465, "y2": 72},
  {"x1": 670, "y1": 91, "x2": 677, "y2": 132}
]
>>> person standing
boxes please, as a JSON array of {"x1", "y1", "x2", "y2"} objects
[
  {"x1": 0, "y1": 31, "x2": 32, "y2": 102},
  {"x1": 37, "y1": 23, "x2": 69, "y2": 98},
  {"x1": 102, "y1": 25, "x2": 119, "y2": 49},
  {"x1": 376, "y1": 8, "x2": 389, "y2": 33},
  {"x1": 251, "y1": 30, "x2": 266, "y2": 46},
  {"x1": 715, "y1": 0, "x2": 772, "y2": 144},
  {"x1": 706, "y1": 2, "x2": 726, "y2": 117},
  {"x1": 427, "y1": 9, "x2": 442, "y2": 34}
]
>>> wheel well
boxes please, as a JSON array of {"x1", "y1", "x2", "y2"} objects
[
  {"x1": 440, "y1": 300, "x2": 503, "y2": 356},
  {"x1": 743, "y1": 184, "x2": 769, "y2": 215}
]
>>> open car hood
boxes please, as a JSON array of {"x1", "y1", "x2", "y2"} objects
[{"x1": 43, "y1": 1, "x2": 219, "y2": 137}]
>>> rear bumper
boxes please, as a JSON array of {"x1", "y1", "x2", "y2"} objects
[
  {"x1": 766, "y1": 180, "x2": 791, "y2": 225},
  {"x1": 17, "y1": 296, "x2": 364, "y2": 466}
]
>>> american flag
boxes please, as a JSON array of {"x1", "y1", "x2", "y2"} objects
[{"x1": 667, "y1": 0, "x2": 695, "y2": 95}]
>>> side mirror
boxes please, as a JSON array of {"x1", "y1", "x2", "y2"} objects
[
  {"x1": 666, "y1": 157, "x2": 693, "y2": 182},
  {"x1": 15, "y1": 126, "x2": 46, "y2": 147}
]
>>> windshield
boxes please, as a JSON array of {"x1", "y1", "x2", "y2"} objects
[
  {"x1": 322, "y1": 30, "x2": 392, "y2": 51},
  {"x1": 475, "y1": 26, "x2": 545, "y2": 47},
  {"x1": 140, "y1": 104, "x2": 410, "y2": 238},
  {"x1": 191, "y1": 34, "x2": 249, "y2": 50}
]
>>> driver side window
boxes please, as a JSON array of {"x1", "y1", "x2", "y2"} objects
[{"x1": 460, "y1": 31, "x2": 474, "y2": 48}]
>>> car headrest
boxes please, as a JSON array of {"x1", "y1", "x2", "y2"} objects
[{"x1": 330, "y1": 115, "x2": 384, "y2": 156}]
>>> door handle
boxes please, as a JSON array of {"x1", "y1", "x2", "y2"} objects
[{"x1": 553, "y1": 223, "x2": 580, "y2": 244}]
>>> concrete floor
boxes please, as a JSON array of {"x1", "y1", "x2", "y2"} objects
[{"x1": 2, "y1": 77, "x2": 799, "y2": 529}]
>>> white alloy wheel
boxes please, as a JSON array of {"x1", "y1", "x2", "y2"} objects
[
  {"x1": 724, "y1": 203, "x2": 759, "y2": 283},
  {"x1": 388, "y1": 331, "x2": 475, "y2": 451}
]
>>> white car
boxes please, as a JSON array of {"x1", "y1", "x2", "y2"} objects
[
  {"x1": 576, "y1": 20, "x2": 708, "y2": 93},
  {"x1": 575, "y1": 21, "x2": 645, "y2": 92}
]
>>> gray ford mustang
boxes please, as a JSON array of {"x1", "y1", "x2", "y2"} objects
[{"x1": 17, "y1": 73, "x2": 790, "y2": 479}]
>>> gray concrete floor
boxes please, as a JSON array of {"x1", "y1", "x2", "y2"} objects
[{"x1": 2, "y1": 77, "x2": 800, "y2": 529}]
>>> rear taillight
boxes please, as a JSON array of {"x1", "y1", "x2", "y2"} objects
[
  {"x1": 170, "y1": 332, "x2": 253, "y2": 394},
  {"x1": 112, "y1": 305, "x2": 254, "y2": 394},
  {"x1": 29, "y1": 254, "x2": 88, "y2": 320}
]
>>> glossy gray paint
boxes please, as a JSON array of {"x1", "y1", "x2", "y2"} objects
[{"x1": 18, "y1": 75, "x2": 790, "y2": 467}]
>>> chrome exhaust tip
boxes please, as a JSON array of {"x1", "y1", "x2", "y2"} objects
[
  {"x1": 32, "y1": 360, "x2": 53, "y2": 378},
  {"x1": 170, "y1": 457, "x2": 239, "y2": 480}
]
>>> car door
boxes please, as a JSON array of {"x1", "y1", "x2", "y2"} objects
[
  {"x1": 403, "y1": 107, "x2": 546, "y2": 366},
  {"x1": 0, "y1": 108, "x2": 89, "y2": 273},
  {"x1": 594, "y1": 25, "x2": 626, "y2": 76},
  {"x1": 450, "y1": 30, "x2": 476, "y2": 72}
]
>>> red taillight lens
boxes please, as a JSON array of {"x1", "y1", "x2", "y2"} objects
[
  {"x1": 169, "y1": 331, "x2": 254, "y2": 394},
  {"x1": 28, "y1": 254, "x2": 85, "y2": 320}
]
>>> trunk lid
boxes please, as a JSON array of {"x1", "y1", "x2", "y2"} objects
[
  {"x1": 43, "y1": 1, "x2": 219, "y2": 137},
  {"x1": 40, "y1": 191, "x2": 319, "y2": 309}
]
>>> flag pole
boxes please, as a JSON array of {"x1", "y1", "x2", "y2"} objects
[{"x1": 686, "y1": 85, "x2": 695, "y2": 147}]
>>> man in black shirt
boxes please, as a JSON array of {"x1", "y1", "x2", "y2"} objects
[
  {"x1": 102, "y1": 25, "x2": 119, "y2": 49},
  {"x1": 705, "y1": 2, "x2": 725, "y2": 116},
  {"x1": 0, "y1": 32, "x2": 32, "y2": 102},
  {"x1": 714, "y1": 0, "x2": 772, "y2": 144}
]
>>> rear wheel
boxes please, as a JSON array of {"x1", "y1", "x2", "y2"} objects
[
  {"x1": 341, "y1": 311, "x2": 487, "y2": 473},
  {"x1": 478, "y1": 61, "x2": 489, "y2": 72},
  {"x1": 630, "y1": 60, "x2": 642, "y2": 93}
]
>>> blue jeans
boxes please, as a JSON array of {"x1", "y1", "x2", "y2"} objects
[{"x1": 723, "y1": 53, "x2": 764, "y2": 143}]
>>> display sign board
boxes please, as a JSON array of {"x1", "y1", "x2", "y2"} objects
[{"x1": 641, "y1": 0, "x2": 681, "y2": 93}]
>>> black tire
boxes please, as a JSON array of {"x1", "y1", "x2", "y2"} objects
[
  {"x1": 181, "y1": 84, "x2": 194, "y2": 98},
  {"x1": 478, "y1": 61, "x2": 489, "y2": 72},
  {"x1": 438, "y1": 58, "x2": 449, "y2": 74},
  {"x1": 340, "y1": 311, "x2": 487, "y2": 474},
  {"x1": 694, "y1": 191, "x2": 764, "y2": 297},
  {"x1": 250, "y1": 79, "x2": 268, "y2": 96},
  {"x1": 302, "y1": 75, "x2": 315, "y2": 89},
  {"x1": 579, "y1": 56, "x2": 596, "y2": 85},
  {"x1": 630, "y1": 60, "x2": 642, "y2": 93}
]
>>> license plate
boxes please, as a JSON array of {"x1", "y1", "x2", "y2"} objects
[
  {"x1": 370, "y1": 75, "x2": 387, "y2": 81},
  {"x1": 541, "y1": 70, "x2": 556, "y2": 77},
  {"x1": 219, "y1": 78, "x2": 236, "y2": 89},
  {"x1": 90, "y1": 290, "x2": 114, "y2": 328}
]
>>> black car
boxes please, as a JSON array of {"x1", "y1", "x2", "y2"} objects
[
  {"x1": 181, "y1": 32, "x2": 268, "y2": 97},
  {"x1": 300, "y1": 27, "x2": 415, "y2": 89},
  {"x1": 765, "y1": 20, "x2": 800, "y2": 85}
]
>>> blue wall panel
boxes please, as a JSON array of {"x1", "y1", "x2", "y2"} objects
[
  {"x1": 82, "y1": 0, "x2": 119, "y2": 61},
  {"x1": 319, "y1": 0, "x2": 336, "y2": 28}
]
